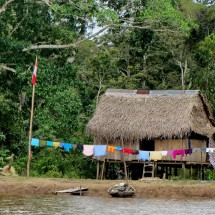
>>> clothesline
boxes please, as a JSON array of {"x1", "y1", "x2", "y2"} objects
[{"x1": 31, "y1": 138, "x2": 215, "y2": 160}]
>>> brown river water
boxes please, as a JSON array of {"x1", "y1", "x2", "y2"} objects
[{"x1": 0, "y1": 195, "x2": 214, "y2": 215}]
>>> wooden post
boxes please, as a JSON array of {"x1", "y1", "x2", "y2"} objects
[
  {"x1": 96, "y1": 161, "x2": 100, "y2": 180},
  {"x1": 174, "y1": 167, "x2": 178, "y2": 177},
  {"x1": 201, "y1": 151, "x2": 203, "y2": 180},
  {"x1": 202, "y1": 165, "x2": 206, "y2": 181},
  {"x1": 181, "y1": 162, "x2": 185, "y2": 180},
  {"x1": 100, "y1": 139, "x2": 109, "y2": 180},
  {"x1": 154, "y1": 162, "x2": 158, "y2": 177},
  {"x1": 165, "y1": 166, "x2": 168, "y2": 179},
  {"x1": 101, "y1": 159, "x2": 105, "y2": 180},
  {"x1": 27, "y1": 84, "x2": 36, "y2": 177},
  {"x1": 169, "y1": 166, "x2": 172, "y2": 178},
  {"x1": 112, "y1": 163, "x2": 114, "y2": 179},
  {"x1": 80, "y1": 185, "x2": 82, "y2": 196},
  {"x1": 189, "y1": 165, "x2": 193, "y2": 179},
  {"x1": 121, "y1": 138, "x2": 128, "y2": 180}
]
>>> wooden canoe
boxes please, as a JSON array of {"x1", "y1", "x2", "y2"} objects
[
  {"x1": 108, "y1": 183, "x2": 135, "y2": 198},
  {"x1": 54, "y1": 187, "x2": 88, "y2": 195}
]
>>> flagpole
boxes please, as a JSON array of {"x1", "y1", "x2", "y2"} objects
[
  {"x1": 27, "y1": 84, "x2": 36, "y2": 177},
  {"x1": 27, "y1": 56, "x2": 38, "y2": 177}
]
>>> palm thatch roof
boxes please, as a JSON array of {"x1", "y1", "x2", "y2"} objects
[{"x1": 87, "y1": 89, "x2": 215, "y2": 140}]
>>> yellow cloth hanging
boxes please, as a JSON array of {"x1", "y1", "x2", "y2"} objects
[
  {"x1": 53, "y1": 142, "x2": 60, "y2": 148},
  {"x1": 150, "y1": 151, "x2": 162, "y2": 161},
  {"x1": 40, "y1": 140, "x2": 46, "y2": 147}
]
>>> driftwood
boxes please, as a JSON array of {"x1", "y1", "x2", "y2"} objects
[{"x1": 0, "y1": 154, "x2": 17, "y2": 176}]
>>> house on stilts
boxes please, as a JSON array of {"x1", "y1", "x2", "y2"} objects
[{"x1": 87, "y1": 89, "x2": 215, "y2": 180}]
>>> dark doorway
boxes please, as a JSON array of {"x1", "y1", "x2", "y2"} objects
[{"x1": 139, "y1": 139, "x2": 155, "y2": 151}]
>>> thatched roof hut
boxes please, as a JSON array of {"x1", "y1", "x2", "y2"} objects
[{"x1": 87, "y1": 89, "x2": 215, "y2": 140}]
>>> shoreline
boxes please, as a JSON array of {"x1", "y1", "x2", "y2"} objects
[{"x1": 1, "y1": 176, "x2": 215, "y2": 200}]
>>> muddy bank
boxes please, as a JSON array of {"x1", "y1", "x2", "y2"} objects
[{"x1": 1, "y1": 176, "x2": 215, "y2": 199}]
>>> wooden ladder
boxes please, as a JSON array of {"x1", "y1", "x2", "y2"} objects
[{"x1": 142, "y1": 162, "x2": 155, "y2": 178}]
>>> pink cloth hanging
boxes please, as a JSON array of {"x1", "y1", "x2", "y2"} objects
[
  {"x1": 83, "y1": 145, "x2": 94, "y2": 156},
  {"x1": 173, "y1": 149, "x2": 185, "y2": 159}
]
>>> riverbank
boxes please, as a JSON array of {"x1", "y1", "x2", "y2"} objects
[{"x1": 1, "y1": 176, "x2": 215, "y2": 199}]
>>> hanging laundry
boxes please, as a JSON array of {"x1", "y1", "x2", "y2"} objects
[
  {"x1": 53, "y1": 142, "x2": 60, "y2": 148},
  {"x1": 94, "y1": 145, "x2": 107, "y2": 156},
  {"x1": 192, "y1": 148, "x2": 201, "y2": 153},
  {"x1": 132, "y1": 150, "x2": 139, "y2": 155},
  {"x1": 115, "y1": 146, "x2": 122, "y2": 151},
  {"x1": 77, "y1": 144, "x2": 83, "y2": 151},
  {"x1": 167, "y1": 150, "x2": 173, "y2": 155},
  {"x1": 201, "y1": 148, "x2": 206, "y2": 153},
  {"x1": 107, "y1": 145, "x2": 115, "y2": 153},
  {"x1": 188, "y1": 138, "x2": 192, "y2": 148},
  {"x1": 40, "y1": 140, "x2": 46, "y2": 147},
  {"x1": 60, "y1": 142, "x2": 64, "y2": 148},
  {"x1": 185, "y1": 148, "x2": 192, "y2": 155},
  {"x1": 64, "y1": 143, "x2": 72, "y2": 151},
  {"x1": 209, "y1": 138, "x2": 215, "y2": 169},
  {"x1": 206, "y1": 148, "x2": 215, "y2": 153},
  {"x1": 31, "y1": 138, "x2": 39, "y2": 147},
  {"x1": 172, "y1": 149, "x2": 185, "y2": 159},
  {"x1": 72, "y1": 144, "x2": 77, "y2": 150},
  {"x1": 138, "y1": 151, "x2": 150, "y2": 161},
  {"x1": 150, "y1": 151, "x2": 162, "y2": 161},
  {"x1": 83, "y1": 145, "x2": 94, "y2": 156},
  {"x1": 122, "y1": 148, "x2": 132, "y2": 154},
  {"x1": 46, "y1": 141, "x2": 53, "y2": 147},
  {"x1": 161, "y1": 151, "x2": 167, "y2": 156}
]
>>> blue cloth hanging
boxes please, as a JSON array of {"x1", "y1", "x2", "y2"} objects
[
  {"x1": 94, "y1": 145, "x2": 107, "y2": 156},
  {"x1": 138, "y1": 150, "x2": 150, "y2": 161},
  {"x1": 31, "y1": 138, "x2": 39, "y2": 147},
  {"x1": 46, "y1": 141, "x2": 53, "y2": 147},
  {"x1": 64, "y1": 143, "x2": 72, "y2": 151}
]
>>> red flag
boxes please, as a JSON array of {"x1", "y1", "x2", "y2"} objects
[{"x1": 32, "y1": 56, "x2": 38, "y2": 85}]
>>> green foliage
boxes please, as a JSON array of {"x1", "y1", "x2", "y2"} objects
[
  {"x1": 0, "y1": 148, "x2": 10, "y2": 167},
  {"x1": 24, "y1": 147, "x2": 97, "y2": 179},
  {"x1": 142, "y1": 0, "x2": 197, "y2": 35},
  {"x1": 196, "y1": 33, "x2": 215, "y2": 66}
]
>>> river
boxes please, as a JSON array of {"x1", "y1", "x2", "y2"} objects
[{"x1": 0, "y1": 195, "x2": 214, "y2": 215}]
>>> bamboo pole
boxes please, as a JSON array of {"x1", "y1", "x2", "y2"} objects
[
  {"x1": 101, "y1": 159, "x2": 105, "y2": 180},
  {"x1": 101, "y1": 139, "x2": 108, "y2": 180},
  {"x1": 27, "y1": 84, "x2": 36, "y2": 177},
  {"x1": 121, "y1": 138, "x2": 128, "y2": 181},
  {"x1": 201, "y1": 150, "x2": 203, "y2": 180},
  {"x1": 96, "y1": 161, "x2": 100, "y2": 180}
]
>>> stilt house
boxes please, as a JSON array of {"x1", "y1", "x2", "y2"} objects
[{"x1": 87, "y1": 89, "x2": 215, "y2": 180}]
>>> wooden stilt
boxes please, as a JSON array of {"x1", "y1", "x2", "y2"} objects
[
  {"x1": 142, "y1": 162, "x2": 144, "y2": 178},
  {"x1": 165, "y1": 166, "x2": 168, "y2": 179},
  {"x1": 201, "y1": 151, "x2": 203, "y2": 180},
  {"x1": 181, "y1": 162, "x2": 185, "y2": 180},
  {"x1": 101, "y1": 139, "x2": 108, "y2": 180},
  {"x1": 101, "y1": 160, "x2": 105, "y2": 180},
  {"x1": 121, "y1": 138, "x2": 128, "y2": 180},
  {"x1": 154, "y1": 162, "x2": 158, "y2": 177},
  {"x1": 96, "y1": 161, "x2": 100, "y2": 180},
  {"x1": 112, "y1": 163, "x2": 114, "y2": 179},
  {"x1": 202, "y1": 165, "x2": 206, "y2": 181},
  {"x1": 198, "y1": 165, "x2": 200, "y2": 180},
  {"x1": 189, "y1": 165, "x2": 193, "y2": 179},
  {"x1": 174, "y1": 167, "x2": 178, "y2": 177}
]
